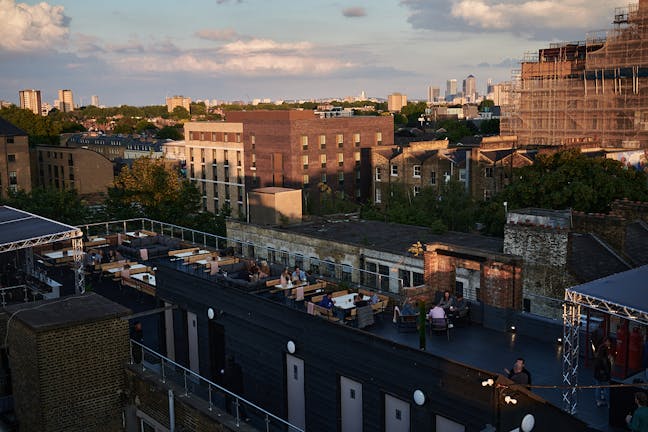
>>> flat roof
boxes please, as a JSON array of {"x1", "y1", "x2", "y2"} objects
[
  {"x1": 281, "y1": 219, "x2": 503, "y2": 255},
  {"x1": 251, "y1": 187, "x2": 300, "y2": 194},
  {"x1": 4, "y1": 292, "x2": 131, "y2": 332},
  {"x1": 568, "y1": 264, "x2": 648, "y2": 315},
  {"x1": 0, "y1": 206, "x2": 83, "y2": 252}
]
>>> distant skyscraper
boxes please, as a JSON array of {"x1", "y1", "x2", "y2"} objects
[
  {"x1": 19, "y1": 89, "x2": 42, "y2": 116},
  {"x1": 166, "y1": 95, "x2": 191, "y2": 113},
  {"x1": 57, "y1": 89, "x2": 74, "y2": 112},
  {"x1": 487, "y1": 78, "x2": 494, "y2": 95},
  {"x1": 387, "y1": 93, "x2": 407, "y2": 112},
  {"x1": 446, "y1": 79, "x2": 457, "y2": 98},
  {"x1": 91, "y1": 95, "x2": 100, "y2": 106},
  {"x1": 427, "y1": 86, "x2": 440, "y2": 103},
  {"x1": 463, "y1": 75, "x2": 477, "y2": 102}
]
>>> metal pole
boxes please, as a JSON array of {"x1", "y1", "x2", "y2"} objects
[{"x1": 168, "y1": 389, "x2": 175, "y2": 432}]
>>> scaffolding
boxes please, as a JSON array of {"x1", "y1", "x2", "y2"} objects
[{"x1": 502, "y1": 1, "x2": 648, "y2": 148}]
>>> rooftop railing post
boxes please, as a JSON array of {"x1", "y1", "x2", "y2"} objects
[
  {"x1": 140, "y1": 344, "x2": 145, "y2": 371},
  {"x1": 161, "y1": 358, "x2": 166, "y2": 384},
  {"x1": 104, "y1": 222, "x2": 109, "y2": 236},
  {"x1": 208, "y1": 384, "x2": 213, "y2": 411},
  {"x1": 183, "y1": 370, "x2": 189, "y2": 396},
  {"x1": 129, "y1": 341, "x2": 134, "y2": 365},
  {"x1": 235, "y1": 398, "x2": 240, "y2": 426},
  {"x1": 192, "y1": 231, "x2": 195, "y2": 245},
  {"x1": 265, "y1": 414, "x2": 270, "y2": 432}
]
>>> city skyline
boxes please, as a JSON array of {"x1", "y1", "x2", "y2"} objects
[{"x1": 0, "y1": 0, "x2": 627, "y2": 106}]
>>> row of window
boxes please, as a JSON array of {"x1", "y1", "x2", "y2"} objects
[
  {"x1": 189, "y1": 148, "x2": 242, "y2": 166},
  {"x1": 189, "y1": 131, "x2": 242, "y2": 143},
  {"x1": 377, "y1": 165, "x2": 495, "y2": 180},
  {"x1": 300, "y1": 132, "x2": 381, "y2": 150},
  {"x1": 302, "y1": 152, "x2": 360, "y2": 170}
]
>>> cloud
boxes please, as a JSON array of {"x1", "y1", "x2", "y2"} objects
[
  {"x1": 220, "y1": 39, "x2": 312, "y2": 55},
  {"x1": 342, "y1": 7, "x2": 367, "y2": 18},
  {"x1": 216, "y1": 0, "x2": 242, "y2": 3},
  {"x1": 0, "y1": 0, "x2": 70, "y2": 51},
  {"x1": 400, "y1": 0, "x2": 613, "y2": 40},
  {"x1": 195, "y1": 28, "x2": 239, "y2": 41}
]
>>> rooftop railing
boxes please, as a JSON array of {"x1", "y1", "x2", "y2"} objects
[
  {"x1": 80, "y1": 218, "x2": 404, "y2": 296},
  {"x1": 130, "y1": 339, "x2": 303, "y2": 432}
]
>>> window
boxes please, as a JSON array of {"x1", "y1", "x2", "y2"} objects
[
  {"x1": 251, "y1": 153, "x2": 256, "y2": 168},
  {"x1": 319, "y1": 134, "x2": 326, "y2": 149},
  {"x1": 391, "y1": 164, "x2": 398, "y2": 176},
  {"x1": 375, "y1": 188, "x2": 382, "y2": 203},
  {"x1": 224, "y1": 133, "x2": 229, "y2": 142},
  {"x1": 295, "y1": 254, "x2": 304, "y2": 269},
  {"x1": 354, "y1": 151, "x2": 360, "y2": 167},
  {"x1": 310, "y1": 258, "x2": 320, "y2": 275},
  {"x1": 430, "y1": 171, "x2": 437, "y2": 185},
  {"x1": 224, "y1": 166, "x2": 229, "y2": 181},
  {"x1": 459, "y1": 169, "x2": 466, "y2": 181},
  {"x1": 398, "y1": 269, "x2": 411, "y2": 287},
  {"x1": 336, "y1": 134, "x2": 344, "y2": 148},
  {"x1": 338, "y1": 153, "x2": 344, "y2": 167},
  {"x1": 251, "y1": 134, "x2": 256, "y2": 148},
  {"x1": 376, "y1": 131, "x2": 382, "y2": 145},
  {"x1": 6, "y1": 137, "x2": 13, "y2": 144},
  {"x1": 268, "y1": 248, "x2": 277, "y2": 263},
  {"x1": 200, "y1": 148, "x2": 205, "y2": 163},
  {"x1": 413, "y1": 165, "x2": 421, "y2": 178},
  {"x1": 444, "y1": 171, "x2": 451, "y2": 183},
  {"x1": 236, "y1": 151, "x2": 241, "y2": 166},
  {"x1": 302, "y1": 155, "x2": 309, "y2": 169},
  {"x1": 355, "y1": 168, "x2": 361, "y2": 180},
  {"x1": 7, "y1": 154, "x2": 15, "y2": 162},
  {"x1": 485, "y1": 167, "x2": 493, "y2": 178},
  {"x1": 223, "y1": 150, "x2": 229, "y2": 166},
  {"x1": 484, "y1": 189, "x2": 493, "y2": 200},
  {"x1": 9, "y1": 171, "x2": 17, "y2": 185},
  {"x1": 200, "y1": 132, "x2": 205, "y2": 141},
  {"x1": 301, "y1": 135, "x2": 308, "y2": 150},
  {"x1": 236, "y1": 133, "x2": 241, "y2": 143},
  {"x1": 413, "y1": 185, "x2": 420, "y2": 196},
  {"x1": 353, "y1": 133, "x2": 360, "y2": 147},
  {"x1": 375, "y1": 167, "x2": 382, "y2": 181},
  {"x1": 303, "y1": 174, "x2": 310, "y2": 185},
  {"x1": 342, "y1": 265, "x2": 352, "y2": 282},
  {"x1": 321, "y1": 172, "x2": 327, "y2": 183},
  {"x1": 320, "y1": 154, "x2": 326, "y2": 168}
]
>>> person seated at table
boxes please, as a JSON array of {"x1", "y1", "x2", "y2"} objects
[
  {"x1": 209, "y1": 255, "x2": 219, "y2": 276},
  {"x1": 114, "y1": 249, "x2": 124, "y2": 261},
  {"x1": 291, "y1": 266, "x2": 307, "y2": 283},
  {"x1": 450, "y1": 293, "x2": 468, "y2": 319},
  {"x1": 319, "y1": 293, "x2": 334, "y2": 309},
  {"x1": 248, "y1": 263, "x2": 260, "y2": 282},
  {"x1": 258, "y1": 261, "x2": 270, "y2": 279},
  {"x1": 437, "y1": 290, "x2": 455, "y2": 312},
  {"x1": 280, "y1": 268, "x2": 291, "y2": 288},
  {"x1": 428, "y1": 304, "x2": 446, "y2": 320},
  {"x1": 393, "y1": 299, "x2": 417, "y2": 323},
  {"x1": 369, "y1": 291, "x2": 380, "y2": 305},
  {"x1": 108, "y1": 250, "x2": 117, "y2": 262},
  {"x1": 354, "y1": 294, "x2": 368, "y2": 308},
  {"x1": 120, "y1": 264, "x2": 131, "y2": 287}
]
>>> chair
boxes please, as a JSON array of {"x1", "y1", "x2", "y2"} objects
[
  {"x1": 397, "y1": 314, "x2": 418, "y2": 333},
  {"x1": 429, "y1": 317, "x2": 450, "y2": 341}
]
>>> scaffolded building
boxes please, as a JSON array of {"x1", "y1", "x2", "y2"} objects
[{"x1": 502, "y1": 0, "x2": 648, "y2": 148}]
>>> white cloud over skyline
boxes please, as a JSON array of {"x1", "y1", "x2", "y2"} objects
[{"x1": 0, "y1": 0, "x2": 69, "y2": 51}]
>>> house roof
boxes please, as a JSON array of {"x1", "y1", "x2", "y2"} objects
[
  {"x1": 624, "y1": 221, "x2": 648, "y2": 266},
  {"x1": 281, "y1": 219, "x2": 503, "y2": 256},
  {"x1": 568, "y1": 233, "x2": 632, "y2": 283},
  {"x1": 0, "y1": 117, "x2": 27, "y2": 136}
]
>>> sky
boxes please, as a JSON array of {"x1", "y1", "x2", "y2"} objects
[{"x1": 0, "y1": 0, "x2": 627, "y2": 107}]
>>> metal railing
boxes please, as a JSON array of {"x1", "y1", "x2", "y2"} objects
[
  {"x1": 130, "y1": 339, "x2": 303, "y2": 432},
  {"x1": 80, "y1": 218, "x2": 405, "y2": 295}
]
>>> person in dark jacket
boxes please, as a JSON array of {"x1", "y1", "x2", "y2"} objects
[
  {"x1": 594, "y1": 338, "x2": 613, "y2": 407},
  {"x1": 504, "y1": 357, "x2": 532, "y2": 386}
]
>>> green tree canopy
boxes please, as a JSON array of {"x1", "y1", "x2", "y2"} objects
[
  {"x1": 501, "y1": 149, "x2": 648, "y2": 213},
  {"x1": 1, "y1": 188, "x2": 90, "y2": 225},
  {"x1": 0, "y1": 106, "x2": 61, "y2": 145},
  {"x1": 478, "y1": 99, "x2": 495, "y2": 111},
  {"x1": 156, "y1": 126, "x2": 183, "y2": 140}
]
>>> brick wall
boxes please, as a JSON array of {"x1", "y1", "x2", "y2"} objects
[
  {"x1": 125, "y1": 368, "x2": 252, "y2": 432},
  {"x1": 611, "y1": 198, "x2": 648, "y2": 223},
  {"x1": 572, "y1": 211, "x2": 626, "y2": 252},
  {"x1": 8, "y1": 316, "x2": 129, "y2": 431}
]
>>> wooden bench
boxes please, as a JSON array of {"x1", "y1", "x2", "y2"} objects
[
  {"x1": 168, "y1": 247, "x2": 199, "y2": 257},
  {"x1": 312, "y1": 304, "x2": 339, "y2": 322},
  {"x1": 331, "y1": 290, "x2": 349, "y2": 298}
]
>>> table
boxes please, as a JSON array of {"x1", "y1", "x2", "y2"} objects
[
  {"x1": 126, "y1": 231, "x2": 148, "y2": 238},
  {"x1": 131, "y1": 272, "x2": 156, "y2": 286},
  {"x1": 173, "y1": 249, "x2": 210, "y2": 259},
  {"x1": 274, "y1": 282, "x2": 307, "y2": 291},
  {"x1": 107, "y1": 263, "x2": 146, "y2": 273},
  {"x1": 333, "y1": 294, "x2": 370, "y2": 310}
]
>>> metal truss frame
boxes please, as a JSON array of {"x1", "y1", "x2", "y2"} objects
[
  {"x1": 72, "y1": 237, "x2": 85, "y2": 295},
  {"x1": 0, "y1": 230, "x2": 83, "y2": 254},
  {"x1": 562, "y1": 288, "x2": 648, "y2": 414}
]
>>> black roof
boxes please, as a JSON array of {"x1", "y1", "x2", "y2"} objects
[
  {"x1": 4, "y1": 292, "x2": 131, "y2": 332},
  {"x1": 569, "y1": 265, "x2": 648, "y2": 315},
  {"x1": 568, "y1": 233, "x2": 631, "y2": 283},
  {"x1": 624, "y1": 221, "x2": 648, "y2": 266},
  {"x1": 0, "y1": 117, "x2": 27, "y2": 136},
  {"x1": 0, "y1": 206, "x2": 81, "y2": 250},
  {"x1": 282, "y1": 219, "x2": 503, "y2": 255}
]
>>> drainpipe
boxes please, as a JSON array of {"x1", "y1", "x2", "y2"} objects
[{"x1": 168, "y1": 389, "x2": 175, "y2": 432}]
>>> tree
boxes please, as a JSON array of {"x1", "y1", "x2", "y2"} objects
[
  {"x1": 171, "y1": 106, "x2": 190, "y2": 120},
  {"x1": 0, "y1": 106, "x2": 61, "y2": 144},
  {"x1": 1, "y1": 188, "x2": 90, "y2": 225},
  {"x1": 478, "y1": 99, "x2": 495, "y2": 112},
  {"x1": 134, "y1": 120, "x2": 157, "y2": 134},
  {"x1": 501, "y1": 149, "x2": 648, "y2": 213},
  {"x1": 156, "y1": 126, "x2": 183, "y2": 140},
  {"x1": 479, "y1": 119, "x2": 500, "y2": 135}
]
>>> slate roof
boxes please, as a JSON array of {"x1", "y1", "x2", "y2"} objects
[
  {"x1": 282, "y1": 219, "x2": 504, "y2": 256},
  {"x1": 0, "y1": 117, "x2": 27, "y2": 136},
  {"x1": 568, "y1": 233, "x2": 631, "y2": 283},
  {"x1": 624, "y1": 221, "x2": 648, "y2": 266}
]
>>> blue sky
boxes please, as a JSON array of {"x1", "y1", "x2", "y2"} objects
[{"x1": 0, "y1": 0, "x2": 624, "y2": 106}]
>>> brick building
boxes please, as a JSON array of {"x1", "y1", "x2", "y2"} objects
[
  {"x1": 3, "y1": 293, "x2": 130, "y2": 432},
  {"x1": 34, "y1": 145, "x2": 114, "y2": 196},
  {"x1": 0, "y1": 118, "x2": 31, "y2": 199},
  {"x1": 226, "y1": 110, "x2": 394, "y2": 209}
]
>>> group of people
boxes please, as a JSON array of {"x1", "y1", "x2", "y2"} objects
[
  {"x1": 317, "y1": 290, "x2": 380, "y2": 310},
  {"x1": 280, "y1": 265, "x2": 309, "y2": 288},
  {"x1": 393, "y1": 290, "x2": 468, "y2": 326},
  {"x1": 247, "y1": 260, "x2": 270, "y2": 282}
]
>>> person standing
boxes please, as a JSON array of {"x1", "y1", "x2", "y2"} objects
[
  {"x1": 594, "y1": 338, "x2": 612, "y2": 407},
  {"x1": 626, "y1": 392, "x2": 648, "y2": 432},
  {"x1": 504, "y1": 358, "x2": 532, "y2": 386}
]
